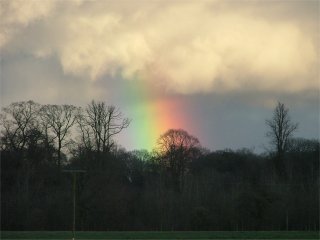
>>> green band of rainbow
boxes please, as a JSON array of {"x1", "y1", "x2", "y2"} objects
[{"x1": 124, "y1": 77, "x2": 192, "y2": 151}]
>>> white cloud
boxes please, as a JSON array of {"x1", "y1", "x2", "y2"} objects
[{"x1": 1, "y1": 0, "x2": 318, "y2": 94}]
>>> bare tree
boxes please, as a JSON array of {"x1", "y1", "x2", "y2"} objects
[
  {"x1": 266, "y1": 102, "x2": 298, "y2": 157},
  {"x1": 266, "y1": 102, "x2": 298, "y2": 178},
  {"x1": 0, "y1": 101, "x2": 42, "y2": 203},
  {"x1": 76, "y1": 108, "x2": 94, "y2": 152},
  {"x1": 157, "y1": 129, "x2": 201, "y2": 192},
  {"x1": 0, "y1": 101, "x2": 40, "y2": 151},
  {"x1": 77, "y1": 100, "x2": 130, "y2": 153},
  {"x1": 41, "y1": 104, "x2": 77, "y2": 169}
]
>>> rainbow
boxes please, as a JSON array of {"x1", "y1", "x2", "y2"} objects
[{"x1": 124, "y1": 77, "x2": 193, "y2": 151}]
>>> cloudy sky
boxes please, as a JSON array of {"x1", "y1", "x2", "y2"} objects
[{"x1": 0, "y1": 0, "x2": 319, "y2": 152}]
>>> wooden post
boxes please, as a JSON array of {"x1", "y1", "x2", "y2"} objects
[
  {"x1": 73, "y1": 173, "x2": 76, "y2": 240},
  {"x1": 62, "y1": 169, "x2": 86, "y2": 240}
]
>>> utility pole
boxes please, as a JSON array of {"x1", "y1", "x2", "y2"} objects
[{"x1": 63, "y1": 170, "x2": 86, "y2": 240}]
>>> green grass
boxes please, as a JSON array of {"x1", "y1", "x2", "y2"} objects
[{"x1": 1, "y1": 231, "x2": 319, "y2": 239}]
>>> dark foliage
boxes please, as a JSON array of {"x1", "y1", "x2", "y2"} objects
[{"x1": 1, "y1": 101, "x2": 319, "y2": 231}]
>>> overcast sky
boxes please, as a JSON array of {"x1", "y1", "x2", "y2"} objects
[{"x1": 0, "y1": 0, "x2": 319, "y2": 152}]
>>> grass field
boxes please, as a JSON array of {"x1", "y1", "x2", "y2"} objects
[{"x1": 1, "y1": 231, "x2": 319, "y2": 239}]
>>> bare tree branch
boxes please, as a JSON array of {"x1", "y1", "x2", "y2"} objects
[
  {"x1": 40, "y1": 104, "x2": 77, "y2": 169},
  {"x1": 77, "y1": 100, "x2": 130, "y2": 153}
]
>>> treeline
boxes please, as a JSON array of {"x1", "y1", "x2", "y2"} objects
[{"x1": 1, "y1": 100, "x2": 319, "y2": 231}]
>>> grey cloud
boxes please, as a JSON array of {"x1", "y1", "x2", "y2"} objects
[{"x1": 1, "y1": 53, "x2": 106, "y2": 107}]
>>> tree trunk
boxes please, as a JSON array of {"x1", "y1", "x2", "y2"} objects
[{"x1": 58, "y1": 140, "x2": 62, "y2": 170}]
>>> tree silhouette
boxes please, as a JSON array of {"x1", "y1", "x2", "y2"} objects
[
  {"x1": 41, "y1": 104, "x2": 77, "y2": 169},
  {"x1": 0, "y1": 101, "x2": 40, "y2": 152},
  {"x1": 77, "y1": 100, "x2": 130, "y2": 153},
  {"x1": 1, "y1": 100, "x2": 319, "y2": 231},
  {"x1": 266, "y1": 102, "x2": 298, "y2": 179},
  {"x1": 157, "y1": 129, "x2": 201, "y2": 192}
]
